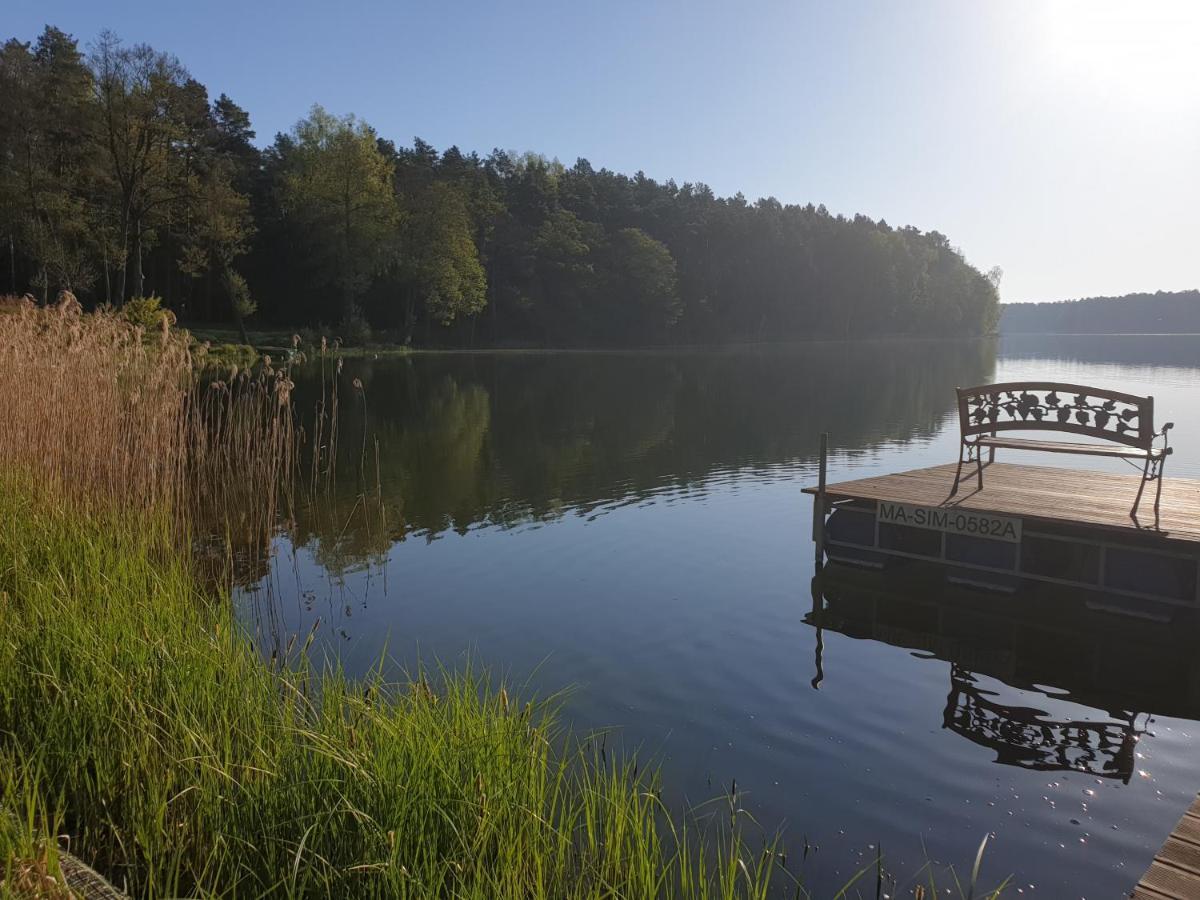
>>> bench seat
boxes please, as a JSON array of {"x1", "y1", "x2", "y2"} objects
[{"x1": 975, "y1": 436, "x2": 1170, "y2": 459}]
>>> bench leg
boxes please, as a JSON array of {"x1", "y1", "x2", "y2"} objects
[
  {"x1": 975, "y1": 451, "x2": 984, "y2": 491},
  {"x1": 1154, "y1": 455, "x2": 1166, "y2": 517},
  {"x1": 1131, "y1": 457, "x2": 1151, "y2": 519},
  {"x1": 951, "y1": 444, "x2": 966, "y2": 496}
]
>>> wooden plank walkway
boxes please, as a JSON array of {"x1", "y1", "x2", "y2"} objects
[
  {"x1": 1135, "y1": 794, "x2": 1200, "y2": 899},
  {"x1": 803, "y1": 462, "x2": 1200, "y2": 544}
]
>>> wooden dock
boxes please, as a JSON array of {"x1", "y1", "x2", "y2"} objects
[
  {"x1": 804, "y1": 459, "x2": 1200, "y2": 894},
  {"x1": 1136, "y1": 794, "x2": 1200, "y2": 899},
  {"x1": 804, "y1": 462, "x2": 1200, "y2": 543},
  {"x1": 804, "y1": 462, "x2": 1200, "y2": 608}
]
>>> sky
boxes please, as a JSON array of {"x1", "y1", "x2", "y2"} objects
[{"x1": 7, "y1": 0, "x2": 1199, "y2": 303}]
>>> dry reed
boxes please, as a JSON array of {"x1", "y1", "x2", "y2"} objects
[{"x1": 0, "y1": 293, "x2": 296, "y2": 570}]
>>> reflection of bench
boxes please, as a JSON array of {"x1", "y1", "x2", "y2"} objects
[
  {"x1": 943, "y1": 665, "x2": 1140, "y2": 782},
  {"x1": 953, "y1": 381, "x2": 1173, "y2": 517}
]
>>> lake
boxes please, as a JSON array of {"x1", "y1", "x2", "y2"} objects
[{"x1": 241, "y1": 335, "x2": 1200, "y2": 896}]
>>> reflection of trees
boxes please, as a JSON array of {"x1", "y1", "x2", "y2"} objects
[
  {"x1": 807, "y1": 570, "x2": 1200, "y2": 777},
  {"x1": 283, "y1": 366, "x2": 497, "y2": 575},
  {"x1": 379, "y1": 375, "x2": 494, "y2": 536},
  {"x1": 197, "y1": 529, "x2": 275, "y2": 592},
  {"x1": 284, "y1": 340, "x2": 995, "y2": 566},
  {"x1": 291, "y1": 492, "x2": 392, "y2": 577}
]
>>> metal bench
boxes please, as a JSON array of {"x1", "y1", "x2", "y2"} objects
[{"x1": 953, "y1": 381, "x2": 1173, "y2": 518}]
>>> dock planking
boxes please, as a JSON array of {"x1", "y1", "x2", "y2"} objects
[
  {"x1": 802, "y1": 462, "x2": 1200, "y2": 545},
  {"x1": 1135, "y1": 795, "x2": 1200, "y2": 899}
]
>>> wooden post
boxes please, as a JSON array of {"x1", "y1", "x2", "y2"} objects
[{"x1": 812, "y1": 432, "x2": 829, "y2": 569}]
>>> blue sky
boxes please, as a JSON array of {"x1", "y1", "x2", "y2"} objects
[{"x1": 8, "y1": 0, "x2": 1199, "y2": 302}]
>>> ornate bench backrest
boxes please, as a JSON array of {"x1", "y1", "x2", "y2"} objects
[{"x1": 956, "y1": 381, "x2": 1154, "y2": 450}]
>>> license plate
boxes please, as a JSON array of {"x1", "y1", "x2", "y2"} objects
[{"x1": 877, "y1": 501, "x2": 1022, "y2": 543}]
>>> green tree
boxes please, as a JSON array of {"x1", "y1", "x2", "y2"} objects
[
  {"x1": 527, "y1": 208, "x2": 600, "y2": 343},
  {"x1": 0, "y1": 22, "x2": 1004, "y2": 343},
  {"x1": 89, "y1": 31, "x2": 195, "y2": 302},
  {"x1": 279, "y1": 106, "x2": 400, "y2": 327},
  {"x1": 597, "y1": 227, "x2": 680, "y2": 343},
  {"x1": 173, "y1": 92, "x2": 256, "y2": 331},
  {"x1": 0, "y1": 27, "x2": 97, "y2": 300},
  {"x1": 209, "y1": 94, "x2": 259, "y2": 193},
  {"x1": 390, "y1": 182, "x2": 486, "y2": 343}
]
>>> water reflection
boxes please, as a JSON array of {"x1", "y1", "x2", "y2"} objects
[
  {"x1": 808, "y1": 569, "x2": 1200, "y2": 783},
  {"x1": 283, "y1": 340, "x2": 995, "y2": 574},
  {"x1": 943, "y1": 664, "x2": 1144, "y2": 783},
  {"x1": 237, "y1": 336, "x2": 1200, "y2": 896},
  {"x1": 1000, "y1": 333, "x2": 1200, "y2": 369}
]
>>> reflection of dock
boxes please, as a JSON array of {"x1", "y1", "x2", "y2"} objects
[
  {"x1": 806, "y1": 569, "x2": 1200, "y2": 897},
  {"x1": 804, "y1": 462, "x2": 1200, "y2": 609},
  {"x1": 808, "y1": 569, "x2": 1200, "y2": 719},
  {"x1": 807, "y1": 569, "x2": 1200, "y2": 756},
  {"x1": 1137, "y1": 794, "x2": 1200, "y2": 898}
]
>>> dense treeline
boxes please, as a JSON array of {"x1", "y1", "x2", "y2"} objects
[
  {"x1": 1, "y1": 26, "x2": 1001, "y2": 347},
  {"x1": 1001, "y1": 290, "x2": 1200, "y2": 335}
]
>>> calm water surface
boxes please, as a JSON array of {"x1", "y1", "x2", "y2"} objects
[{"x1": 241, "y1": 335, "x2": 1200, "y2": 897}]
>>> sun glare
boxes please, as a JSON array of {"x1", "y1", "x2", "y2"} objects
[{"x1": 1042, "y1": 0, "x2": 1200, "y2": 103}]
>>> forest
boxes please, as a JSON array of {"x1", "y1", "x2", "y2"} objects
[
  {"x1": 1, "y1": 26, "x2": 1001, "y2": 347},
  {"x1": 1001, "y1": 290, "x2": 1200, "y2": 335}
]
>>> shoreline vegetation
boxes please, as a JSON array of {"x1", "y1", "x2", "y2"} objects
[
  {"x1": 2, "y1": 25, "x2": 999, "y2": 354},
  {"x1": 0, "y1": 297, "x2": 1005, "y2": 897},
  {"x1": 0, "y1": 296, "x2": 780, "y2": 898},
  {"x1": 183, "y1": 322, "x2": 1004, "y2": 366}
]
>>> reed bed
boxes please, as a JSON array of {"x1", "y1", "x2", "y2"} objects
[
  {"x1": 187, "y1": 356, "x2": 298, "y2": 583},
  {"x1": 0, "y1": 294, "x2": 190, "y2": 514},
  {"x1": 0, "y1": 298, "x2": 790, "y2": 898},
  {"x1": 0, "y1": 294, "x2": 294, "y2": 536}
]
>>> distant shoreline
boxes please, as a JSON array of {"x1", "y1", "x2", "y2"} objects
[
  {"x1": 184, "y1": 322, "x2": 1004, "y2": 358},
  {"x1": 188, "y1": 323, "x2": 1200, "y2": 362},
  {"x1": 1000, "y1": 290, "x2": 1200, "y2": 336},
  {"x1": 999, "y1": 331, "x2": 1200, "y2": 337}
]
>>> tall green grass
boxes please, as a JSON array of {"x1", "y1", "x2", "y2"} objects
[{"x1": 0, "y1": 479, "x2": 779, "y2": 898}]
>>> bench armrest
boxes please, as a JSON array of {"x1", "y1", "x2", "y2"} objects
[{"x1": 1158, "y1": 422, "x2": 1174, "y2": 451}]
